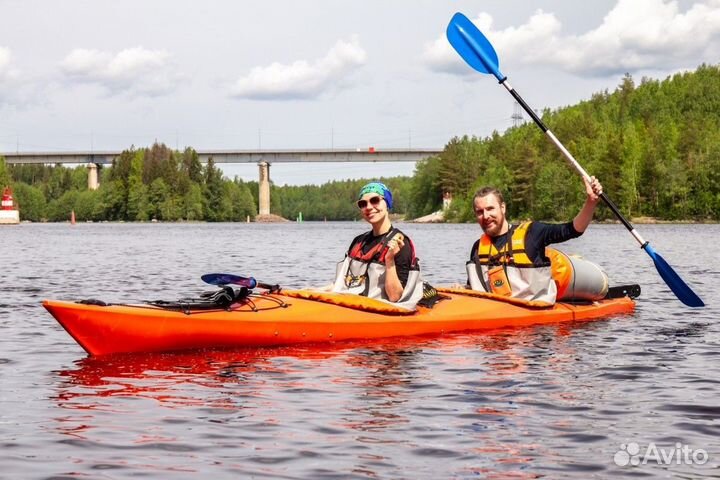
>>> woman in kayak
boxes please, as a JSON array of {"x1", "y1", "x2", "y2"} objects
[{"x1": 331, "y1": 181, "x2": 424, "y2": 310}]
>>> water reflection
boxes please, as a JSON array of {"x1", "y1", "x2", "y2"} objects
[
  {"x1": 447, "y1": 322, "x2": 615, "y2": 478},
  {"x1": 55, "y1": 347, "x2": 333, "y2": 410},
  {"x1": 53, "y1": 326, "x2": 590, "y2": 405},
  {"x1": 48, "y1": 322, "x2": 661, "y2": 478},
  {"x1": 340, "y1": 347, "x2": 422, "y2": 434}
]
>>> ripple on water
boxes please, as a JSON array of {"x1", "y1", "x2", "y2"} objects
[
  {"x1": 657, "y1": 403, "x2": 720, "y2": 419},
  {"x1": 2, "y1": 223, "x2": 720, "y2": 479}
]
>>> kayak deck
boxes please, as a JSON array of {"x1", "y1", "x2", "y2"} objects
[{"x1": 43, "y1": 291, "x2": 635, "y2": 356}]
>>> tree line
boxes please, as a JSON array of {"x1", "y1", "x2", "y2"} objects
[
  {"x1": 1, "y1": 144, "x2": 256, "y2": 222},
  {"x1": 407, "y1": 65, "x2": 720, "y2": 222},
  {"x1": 249, "y1": 177, "x2": 413, "y2": 221},
  {"x1": 0, "y1": 143, "x2": 414, "y2": 222},
  {"x1": 2, "y1": 64, "x2": 720, "y2": 222}
]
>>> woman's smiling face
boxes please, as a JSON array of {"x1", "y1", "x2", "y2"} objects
[{"x1": 358, "y1": 193, "x2": 387, "y2": 225}]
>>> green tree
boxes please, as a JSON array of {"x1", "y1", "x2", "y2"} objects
[
  {"x1": 147, "y1": 178, "x2": 170, "y2": 220},
  {"x1": 181, "y1": 147, "x2": 203, "y2": 184},
  {"x1": 43, "y1": 166, "x2": 72, "y2": 201},
  {"x1": 231, "y1": 179, "x2": 256, "y2": 221},
  {"x1": 618, "y1": 121, "x2": 645, "y2": 218},
  {"x1": 46, "y1": 190, "x2": 79, "y2": 222},
  {"x1": 182, "y1": 183, "x2": 204, "y2": 221},
  {"x1": 70, "y1": 166, "x2": 89, "y2": 191},
  {"x1": 74, "y1": 189, "x2": 103, "y2": 221},
  {"x1": 438, "y1": 136, "x2": 485, "y2": 201},
  {"x1": 99, "y1": 180, "x2": 127, "y2": 220},
  {"x1": 533, "y1": 161, "x2": 577, "y2": 221},
  {"x1": 0, "y1": 157, "x2": 11, "y2": 187},
  {"x1": 127, "y1": 151, "x2": 148, "y2": 221},
  {"x1": 12, "y1": 182, "x2": 47, "y2": 222},
  {"x1": 143, "y1": 142, "x2": 175, "y2": 185},
  {"x1": 202, "y1": 158, "x2": 225, "y2": 221}
]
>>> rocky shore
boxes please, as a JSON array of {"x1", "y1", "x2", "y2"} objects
[{"x1": 254, "y1": 214, "x2": 290, "y2": 223}]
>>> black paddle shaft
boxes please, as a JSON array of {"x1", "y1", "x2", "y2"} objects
[{"x1": 503, "y1": 80, "x2": 638, "y2": 236}]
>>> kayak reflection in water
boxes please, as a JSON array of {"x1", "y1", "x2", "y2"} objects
[
  {"x1": 466, "y1": 178, "x2": 609, "y2": 305},
  {"x1": 329, "y1": 181, "x2": 425, "y2": 310}
]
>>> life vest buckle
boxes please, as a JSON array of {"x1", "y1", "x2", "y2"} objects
[{"x1": 345, "y1": 273, "x2": 366, "y2": 288}]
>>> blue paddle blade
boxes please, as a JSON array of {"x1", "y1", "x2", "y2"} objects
[
  {"x1": 643, "y1": 244, "x2": 704, "y2": 307},
  {"x1": 447, "y1": 12, "x2": 504, "y2": 81},
  {"x1": 201, "y1": 273, "x2": 257, "y2": 289}
]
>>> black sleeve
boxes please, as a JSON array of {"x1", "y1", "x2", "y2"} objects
[
  {"x1": 532, "y1": 221, "x2": 580, "y2": 244},
  {"x1": 393, "y1": 239, "x2": 416, "y2": 287},
  {"x1": 525, "y1": 221, "x2": 582, "y2": 264},
  {"x1": 469, "y1": 239, "x2": 480, "y2": 262}
]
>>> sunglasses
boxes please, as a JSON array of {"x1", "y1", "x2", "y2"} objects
[{"x1": 357, "y1": 196, "x2": 383, "y2": 209}]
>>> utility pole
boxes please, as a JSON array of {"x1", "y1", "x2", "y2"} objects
[{"x1": 511, "y1": 101, "x2": 523, "y2": 127}]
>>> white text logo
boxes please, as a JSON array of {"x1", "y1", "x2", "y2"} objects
[{"x1": 614, "y1": 442, "x2": 709, "y2": 467}]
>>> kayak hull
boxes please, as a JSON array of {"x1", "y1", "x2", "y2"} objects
[{"x1": 43, "y1": 292, "x2": 635, "y2": 356}]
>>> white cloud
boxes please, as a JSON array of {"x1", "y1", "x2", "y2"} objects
[
  {"x1": 230, "y1": 36, "x2": 367, "y2": 100},
  {"x1": 0, "y1": 46, "x2": 18, "y2": 85},
  {"x1": 0, "y1": 46, "x2": 24, "y2": 106},
  {"x1": 60, "y1": 47, "x2": 182, "y2": 97},
  {"x1": 0, "y1": 47, "x2": 16, "y2": 81},
  {"x1": 426, "y1": 0, "x2": 720, "y2": 77}
]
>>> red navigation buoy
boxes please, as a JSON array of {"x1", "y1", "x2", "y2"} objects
[
  {"x1": 70, "y1": 209, "x2": 76, "y2": 225},
  {"x1": 1, "y1": 187, "x2": 14, "y2": 210},
  {"x1": 0, "y1": 186, "x2": 20, "y2": 225}
]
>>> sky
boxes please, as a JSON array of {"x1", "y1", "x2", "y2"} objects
[{"x1": 2, "y1": 0, "x2": 719, "y2": 185}]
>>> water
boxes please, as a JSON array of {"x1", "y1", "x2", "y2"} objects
[{"x1": 1, "y1": 222, "x2": 719, "y2": 479}]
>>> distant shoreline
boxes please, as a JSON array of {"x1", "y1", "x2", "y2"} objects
[{"x1": 600, "y1": 217, "x2": 719, "y2": 225}]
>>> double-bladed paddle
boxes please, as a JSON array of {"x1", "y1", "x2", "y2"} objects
[
  {"x1": 201, "y1": 273, "x2": 280, "y2": 293},
  {"x1": 446, "y1": 12, "x2": 704, "y2": 307}
]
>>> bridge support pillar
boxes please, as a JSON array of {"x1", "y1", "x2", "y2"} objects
[
  {"x1": 87, "y1": 163, "x2": 99, "y2": 190},
  {"x1": 258, "y1": 161, "x2": 270, "y2": 215}
]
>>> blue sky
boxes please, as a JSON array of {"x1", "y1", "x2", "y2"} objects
[{"x1": 1, "y1": 0, "x2": 718, "y2": 184}]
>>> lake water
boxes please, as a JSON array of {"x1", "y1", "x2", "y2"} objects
[{"x1": 1, "y1": 222, "x2": 719, "y2": 479}]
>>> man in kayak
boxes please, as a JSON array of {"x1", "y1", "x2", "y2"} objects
[
  {"x1": 466, "y1": 177, "x2": 603, "y2": 304},
  {"x1": 331, "y1": 181, "x2": 424, "y2": 310}
]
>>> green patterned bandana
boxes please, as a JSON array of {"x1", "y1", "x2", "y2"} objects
[{"x1": 358, "y1": 182, "x2": 393, "y2": 209}]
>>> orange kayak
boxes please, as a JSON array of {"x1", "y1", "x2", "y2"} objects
[{"x1": 43, "y1": 288, "x2": 636, "y2": 356}]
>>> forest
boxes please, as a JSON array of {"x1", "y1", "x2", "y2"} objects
[
  {"x1": 408, "y1": 66, "x2": 720, "y2": 222},
  {"x1": 2, "y1": 64, "x2": 720, "y2": 222}
]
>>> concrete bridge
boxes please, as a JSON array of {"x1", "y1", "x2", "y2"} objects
[{"x1": 1, "y1": 148, "x2": 442, "y2": 216}]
